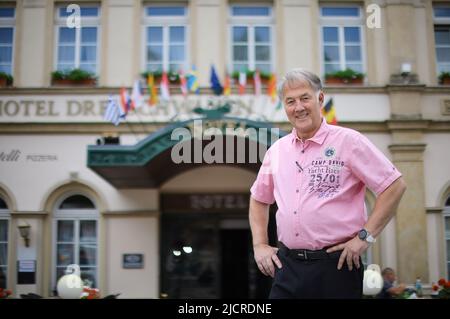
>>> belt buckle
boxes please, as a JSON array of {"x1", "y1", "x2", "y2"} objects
[{"x1": 297, "y1": 250, "x2": 308, "y2": 260}]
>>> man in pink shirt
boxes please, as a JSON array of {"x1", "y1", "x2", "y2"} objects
[{"x1": 249, "y1": 68, "x2": 406, "y2": 298}]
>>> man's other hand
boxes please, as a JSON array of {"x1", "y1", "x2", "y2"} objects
[{"x1": 253, "y1": 244, "x2": 282, "y2": 277}]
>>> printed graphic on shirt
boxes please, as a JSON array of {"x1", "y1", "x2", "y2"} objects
[{"x1": 307, "y1": 147, "x2": 344, "y2": 199}]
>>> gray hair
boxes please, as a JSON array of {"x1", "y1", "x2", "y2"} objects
[{"x1": 277, "y1": 68, "x2": 323, "y2": 100}]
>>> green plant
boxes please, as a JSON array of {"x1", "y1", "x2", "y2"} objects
[
  {"x1": 51, "y1": 70, "x2": 66, "y2": 81},
  {"x1": 141, "y1": 70, "x2": 180, "y2": 83},
  {"x1": 325, "y1": 68, "x2": 364, "y2": 81},
  {"x1": 231, "y1": 70, "x2": 271, "y2": 80},
  {"x1": 0, "y1": 72, "x2": 13, "y2": 85},
  {"x1": 434, "y1": 278, "x2": 450, "y2": 299},
  {"x1": 67, "y1": 68, "x2": 95, "y2": 81},
  {"x1": 438, "y1": 72, "x2": 450, "y2": 83},
  {"x1": 51, "y1": 68, "x2": 96, "y2": 82}
]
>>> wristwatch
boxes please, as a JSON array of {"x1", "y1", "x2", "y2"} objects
[{"x1": 358, "y1": 228, "x2": 376, "y2": 243}]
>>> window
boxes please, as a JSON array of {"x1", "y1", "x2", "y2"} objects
[
  {"x1": 53, "y1": 194, "x2": 98, "y2": 290},
  {"x1": 0, "y1": 7, "x2": 15, "y2": 75},
  {"x1": 445, "y1": 196, "x2": 450, "y2": 278},
  {"x1": 54, "y1": 5, "x2": 100, "y2": 73},
  {"x1": 143, "y1": 6, "x2": 188, "y2": 72},
  {"x1": 230, "y1": 5, "x2": 273, "y2": 73},
  {"x1": 0, "y1": 197, "x2": 9, "y2": 289},
  {"x1": 320, "y1": 6, "x2": 365, "y2": 75},
  {"x1": 433, "y1": 6, "x2": 450, "y2": 74}
]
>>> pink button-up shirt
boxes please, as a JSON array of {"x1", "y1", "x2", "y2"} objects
[{"x1": 250, "y1": 118, "x2": 402, "y2": 250}]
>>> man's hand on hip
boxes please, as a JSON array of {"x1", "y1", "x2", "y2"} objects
[
  {"x1": 253, "y1": 243, "x2": 282, "y2": 278},
  {"x1": 326, "y1": 237, "x2": 369, "y2": 271}
]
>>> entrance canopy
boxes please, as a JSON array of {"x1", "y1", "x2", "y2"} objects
[{"x1": 87, "y1": 116, "x2": 287, "y2": 188}]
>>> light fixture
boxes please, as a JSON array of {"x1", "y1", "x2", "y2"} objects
[
  {"x1": 172, "y1": 250, "x2": 181, "y2": 257},
  {"x1": 18, "y1": 223, "x2": 31, "y2": 247},
  {"x1": 401, "y1": 63, "x2": 412, "y2": 75},
  {"x1": 182, "y1": 246, "x2": 193, "y2": 254}
]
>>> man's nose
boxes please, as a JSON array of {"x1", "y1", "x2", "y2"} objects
[{"x1": 293, "y1": 100, "x2": 306, "y2": 111}]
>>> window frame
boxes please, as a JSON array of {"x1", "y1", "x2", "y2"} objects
[
  {"x1": 0, "y1": 197, "x2": 10, "y2": 289},
  {"x1": 141, "y1": 5, "x2": 189, "y2": 73},
  {"x1": 53, "y1": 4, "x2": 101, "y2": 74},
  {"x1": 319, "y1": 5, "x2": 366, "y2": 79},
  {"x1": 52, "y1": 193, "x2": 99, "y2": 291},
  {"x1": 444, "y1": 196, "x2": 450, "y2": 279},
  {"x1": 433, "y1": 6, "x2": 450, "y2": 75},
  {"x1": 228, "y1": 5, "x2": 275, "y2": 73},
  {"x1": 0, "y1": 7, "x2": 16, "y2": 76}
]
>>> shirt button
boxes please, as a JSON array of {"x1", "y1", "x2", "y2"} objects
[
  {"x1": 295, "y1": 233, "x2": 299, "y2": 237},
  {"x1": 301, "y1": 150, "x2": 305, "y2": 153},
  {"x1": 296, "y1": 189, "x2": 299, "y2": 193},
  {"x1": 294, "y1": 211, "x2": 297, "y2": 214}
]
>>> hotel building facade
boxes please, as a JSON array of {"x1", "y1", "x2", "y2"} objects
[{"x1": 0, "y1": 0, "x2": 449, "y2": 298}]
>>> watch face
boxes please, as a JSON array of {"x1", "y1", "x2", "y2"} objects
[{"x1": 358, "y1": 229, "x2": 367, "y2": 240}]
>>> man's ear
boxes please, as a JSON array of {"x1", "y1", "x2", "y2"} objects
[{"x1": 318, "y1": 91, "x2": 324, "y2": 105}]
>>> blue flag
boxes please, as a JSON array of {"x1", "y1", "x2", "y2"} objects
[
  {"x1": 210, "y1": 65, "x2": 223, "y2": 95},
  {"x1": 187, "y1": 65, "x2": 200, "y2": 94}
]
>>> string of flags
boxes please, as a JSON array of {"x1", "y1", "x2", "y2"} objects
[{"x1": 104, "y1": 65, "x2": 341, "y2": 127}]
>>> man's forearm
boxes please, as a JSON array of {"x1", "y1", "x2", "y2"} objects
[
  {"x1": 249, "y1": 197, "x2": 270, "y2": 246},
  {"x1": 365, "y1": 177, "x2": 407, "y2": 238}
]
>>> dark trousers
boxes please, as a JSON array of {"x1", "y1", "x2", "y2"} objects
[{"x1": 269, "y1": 245, "x2": 364, "y2": 299}]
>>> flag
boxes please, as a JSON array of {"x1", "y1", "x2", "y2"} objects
[
  {"x1": 254, "y1": 70, "x2": 262, "y2": 96},
  {"x1": 179, "y1": 70, "x2": 188, "y2": 97},
  {"x1": 104, "y1": 95, "x2": 125, "y2": 126},
  {"x1": 322, "y1": 98, "x2": 338, "y2": 125},
  {"x1": 223, "y1": 72, "x2": 231, "y2": 96},
  {"x1": 147, "y1": 73, "x2": 159, "y2": 106},
  {"x1": 267, "y1": 73, "x2": 277, "y2": 102},
  {"x1": 131, "y1": 79, "x2": 143, "y2": 109},
  {"x1": 120, "y1": 87, "x2": 132, "y2": 114},
  {"x1": 160, "y1": 71, "x2": 170, "y2": 100},
  {"x1": 238, "y1": 72, "x2": 246, "y2": 95},
  {"x1": 187, "y1": 65, "x2": 200, "y2": 94},
  {"x1": 210, "y1": 65, "x2": 223, "y2": 95}
]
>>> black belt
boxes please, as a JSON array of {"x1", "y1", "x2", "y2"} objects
[{"x1": 278, "y1": 242, "x2": 342, "y2": 261}]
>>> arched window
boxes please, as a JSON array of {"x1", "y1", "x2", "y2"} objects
[
  {"x1": 0, "y1": 196, "x2": 10, "y2": 289},
  {"x1": 53, "y1": 194, "x2": 98, "y2": 293},
  {"x1": 445, "y1": 195, "x2": 450, "y2": 278}
]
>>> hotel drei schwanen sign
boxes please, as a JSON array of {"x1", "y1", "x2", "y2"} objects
[{"x1": 0, "y1": 95, "x2": 286, "y2": 123}]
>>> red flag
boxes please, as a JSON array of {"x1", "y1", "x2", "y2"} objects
[
  {"x1": 238, "y1": 72, "x2": 246, "y2": 95},
  {"x1": 254, "y1": 70, "x2": 262, "y2": 96}
]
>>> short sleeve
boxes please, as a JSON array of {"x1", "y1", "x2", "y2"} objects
[
  {"x1": 250, "y1": 148, "x2": 275, "y2": 204},
  {"x1": 349, "y1": 133, "x2": 402, "y2": 196}
]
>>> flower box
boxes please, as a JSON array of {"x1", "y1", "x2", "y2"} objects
[
  {"x1": 51, "y1": 69, "x2": 97, "y2": 86},
  {"x1": 231, "y1": 70, "x2": 271, "y2": 86},
  {"x1": 52, "y1": 78, "x2": 97, "y2": 86},
  {"x1": 325, "y1": 69, "x2": 364, "y2": 85},
  {"x1": 325, "y1": 76, "x2": 364, "y2": 85},
  {"x1": 0, "y1": 72, "x2": 13, "y2": 88},
  {"x1": 141, "y1": 71, "x2": 181, "y2": 85},
  {"x1": 439, "y1": 72, "x2": 450, "y2": 85}
]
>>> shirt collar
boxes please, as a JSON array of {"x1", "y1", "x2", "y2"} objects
[{"x1": 291, "y1": 117, "x2": 330, "y2": 145}]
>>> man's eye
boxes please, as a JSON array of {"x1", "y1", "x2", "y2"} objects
[{"x1": 286, "y1": 100, "x2": 295, "y2": 106}]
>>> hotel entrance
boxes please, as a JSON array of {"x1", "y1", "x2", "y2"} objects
[{"x1": 160, "y1": 194, "x2": 276, "y2": 299}]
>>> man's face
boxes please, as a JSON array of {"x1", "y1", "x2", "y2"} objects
[
  {"x1": 384, "y1": 271, "x2": 396, "y2": 283},
  {"x1": 283, "y1": 81, "x2": 324, "y2": 140}
]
